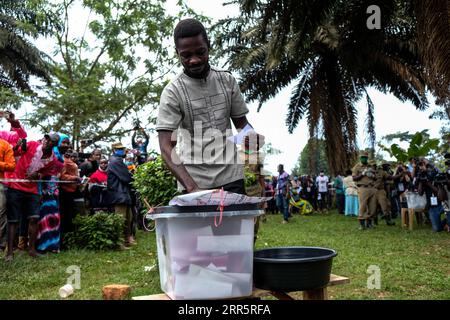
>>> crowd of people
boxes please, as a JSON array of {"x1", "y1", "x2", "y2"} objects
[
  {"x1": 0, "y1": 111, "x2": 152, "y2": 261},
  {"x1": 2, "y1": 18, "x2": 449, "y2": 265},
  {"x1": 263, "y1": 152, "x2": 450, "y2": 233}
]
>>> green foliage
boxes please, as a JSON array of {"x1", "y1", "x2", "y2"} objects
[
  {"x1": 213, "y1": 0, "x2": 439, "y2": 175},
  {"x1": 0, "y1": 87, "x2": 27, "y2": 109},
  {"x1": 244, "y1": 169, "x2": 257, "y2": 188},
  {"x1": 28, "y1": 0, "x2": 208, "y2": 150},
  {"x1": 132, "y1": 155, "x2": 179, "y2": 207},
  {"x1": 1, "y1": 214, "x2": 450, "y2": 299},
  {"x1": 379, "y1": 130, "x2": 440, "y2": 163},
  {"x1": 65, "y1": 212, "x2": 124, "y2": 250},
  {"x1": 0, "y1": 0, "x2": 54, "y2": 91},
  {"x1": 292, "y1": 138, "x2": 329, "y2": 176}
]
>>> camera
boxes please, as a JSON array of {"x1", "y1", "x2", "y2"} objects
[
  {"x1": 434, "y1": 173, "x2": 448, "y2": 185},
  {"x1": 80, "y1": 139, "x2": 93, "y2": 145},
  {"x1": 21, "y1": 138, "x2": 27, "y2": 152},
  {"x1": 417, "y1": 169, "x2": 429, "y2": 182}
]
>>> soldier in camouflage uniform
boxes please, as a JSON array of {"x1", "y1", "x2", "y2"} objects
[
  {"x1": 352, "y1": 152, "x2": 377, "y2": 230},
  {"x1": 372, "y1": 162, "x2": 395, "y2": 226}
]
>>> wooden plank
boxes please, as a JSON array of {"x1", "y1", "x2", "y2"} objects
[
  {"x1": 303, "y1": 287, "x2": 328, "y2": 300},
  {"x1": 132, "y1": 293, "x2": 171, "y2": 300},
  {"x1": 132, "y1": 274, "x2": 350, "y2": 300},
  {"x1": 269, "y1": 291, "x2": 295, "y2": 300}
]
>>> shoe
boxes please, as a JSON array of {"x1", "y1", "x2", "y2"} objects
[
  {"x1": 385, "y1": 217, "x2": 395, "y2": 226},
  {"x1": 127, "y1": 236, "x2": 137, "y2": 246},
  {"x1": 17, "y1": 237, "x2": 28, "y2": 251},
  {"x1": 282, "y1": 220, "x2": 288, "y2": 224},
  {"x1": 366, "y1": 220, "x2": 375, "y2": 229},
  {"x1": 4, "y1": 254, "x2": 13, "y2": 262},
  {"x1": 118, "y1": 244, "x2": 131, "y2": 251},
  {"x1": 359, "y1": 220, "x2": 366, "y2": 231},
  {"x1": 28, "y1": 250, "x2": 42, "y2": 258}
]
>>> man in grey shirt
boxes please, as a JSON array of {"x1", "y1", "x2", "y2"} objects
[{"x1": 157, "y1": 18, "x2": 264, "y2": 194}]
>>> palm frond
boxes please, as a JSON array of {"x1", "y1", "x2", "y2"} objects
[{"x1": 414, "y1": 0, "x2": 450, "y2": 105}]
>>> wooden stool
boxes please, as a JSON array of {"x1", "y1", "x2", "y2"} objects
[
  {"x1": 132, "y1": 274, "x2": 350, "y2": 301},
  {"x1": 401, "y1": 208, "x2": 425, "y2": 230},
  {"x1": 102, "y1": 284, "x2": 131, "y2": 300}
]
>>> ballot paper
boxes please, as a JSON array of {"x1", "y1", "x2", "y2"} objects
[
  {"x1": 169, "y1": 189, "x2": 272, "y2": 206},
  {"x1": 197, "y1": 235, "x2": 254, "y2": 252},
  {"x1": 227, "y1": 123, "x2": 254, "y2": 145},
  {"x1": 173, "y1": 265, "x2": 234, "y2": 299}
]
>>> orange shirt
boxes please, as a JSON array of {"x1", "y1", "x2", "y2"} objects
[
  {"x1": 0, "y1": 138, "x2": 15, "y2": 179},
  {"x1": 60, "y1": 157, "x2": 79, "y2": 193}
]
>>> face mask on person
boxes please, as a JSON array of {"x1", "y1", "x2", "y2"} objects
[
  {"x1": 361, "y1": 157, "x2": 368, "y2": 165},
  {"x1": 114, "y1": 149, "x2": 125, "y2": 157}
]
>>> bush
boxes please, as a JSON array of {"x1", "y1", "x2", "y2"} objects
[
  {"x1": 244, "y1": 169, "x2": 257, "y2": 189},
  {"x1": 65, "y1": 212, "x2": 124, "y2": 250},
  {"x1": 132, "y1": 155, "x2": 180, "y2": 207}
]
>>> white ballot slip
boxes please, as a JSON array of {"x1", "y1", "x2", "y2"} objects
[
  {"x1": 197, "y1": 235, "x2": 254, "y2": 252},
  {"x1": 169, "y1": 189, "x2": 271, "y2": 206}
]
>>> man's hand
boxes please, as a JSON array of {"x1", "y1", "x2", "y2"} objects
[{"x1": 187, "y1": 186, "x2": 201, "y2": 193}]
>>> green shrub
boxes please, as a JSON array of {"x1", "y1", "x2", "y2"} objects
[
  {"x1": 244, "y1": 169, "x2": 257, "y2": 189},
  {"x1": 132, "y1": 155, "x2": 180, "y2": 207},
  {"x1": 65, "y1": 212, "x2": 124, "y2": 250}
]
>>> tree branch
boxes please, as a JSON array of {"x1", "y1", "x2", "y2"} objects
[{"x1": 90, "y1": 92, "x2": 149, "y2": 143}]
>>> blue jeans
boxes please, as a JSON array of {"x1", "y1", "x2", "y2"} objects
[
  {"x1": 277, "y1": 194, "x2": 289, "y2": 221},
  {"x1": 428, "y1": 205, "x2": 444, "y2": 232}
]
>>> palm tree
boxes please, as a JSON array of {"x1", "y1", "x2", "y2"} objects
[
  {"x1": 413, "y1": 0, "x2": 450, "y2": 118},
  {"x1": 213, "y1": 0, "x2": 447, "y2": 175},
  {"x1": 0, "y1": 0, "x2": 54, "y2": 91}
]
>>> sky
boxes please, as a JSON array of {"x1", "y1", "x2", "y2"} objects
[
  {"x1": 169, "y1": 0, "x2": 445, "y2": 175},
  {"x1": 2, "y1": 0, "x2": 445, "y2": 176}
]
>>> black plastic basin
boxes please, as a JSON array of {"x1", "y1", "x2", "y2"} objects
[{"x1": 253, "y1": 247, "x2": 337, "y2": 292}]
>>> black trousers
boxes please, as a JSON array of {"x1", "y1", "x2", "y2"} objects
[
  {"x1": 59, "y1": 189, "x2": 76, "y2": 238},
  {"x1": 217, "y1": 179, "x2": 245, "y2": 194},
  {"x1": 183, "y1": 179, "x2": 246, "y2": 195},
  {"x1": 336, "y1": 193, "x2": 345, "y2": 214}
]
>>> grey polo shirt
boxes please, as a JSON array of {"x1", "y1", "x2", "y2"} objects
[{"x1": 156, "y1": 67, "x2": 249, "y2": 190}]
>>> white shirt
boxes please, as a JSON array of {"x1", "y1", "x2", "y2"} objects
[
  {"x1": 156, "y1": 67, "x2": 249, "y2": 190},
  {"x1": 316, "y1": 175, "x2": 329, "y2": 193}
]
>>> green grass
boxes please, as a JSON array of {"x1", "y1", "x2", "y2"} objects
[{"x1": 1, "y1": 211, "x2": 449, "y2": 300}]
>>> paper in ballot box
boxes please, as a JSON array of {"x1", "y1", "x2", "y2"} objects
[{"x1": 150, "y1": 200, "x2": 262, "y2": 299}]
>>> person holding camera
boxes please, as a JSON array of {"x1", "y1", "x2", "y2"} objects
[
  {"x1": 0, "y1": 138, "x2": 16, "y2": 250},
  {"x1": 352, "y1": 152, "x2": 377, "y2": 230},
  {"x1": 132, "y1": 128, "x2": 149, "y2": 165},
  {"x1": 0, "y1": 111, "x2": 27, "y2": 147},
  {"x1": 416, "y1": 160, "x2": 447, "y2": 232},
  {"x1": 439, "y1": 154, "x2": 450, "y2": 231}
]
